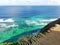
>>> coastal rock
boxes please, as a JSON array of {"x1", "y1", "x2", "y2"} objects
[{"x1": 41, "y1": 18, "x2": 60, "y2": 33}]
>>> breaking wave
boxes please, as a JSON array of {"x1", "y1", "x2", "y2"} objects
[{"x1": 25, "y1": 18, "x2": 58, "y2": 26}]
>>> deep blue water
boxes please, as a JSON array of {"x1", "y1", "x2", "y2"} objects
[{"x1": 0, "y1": 6, "x2": 60, "y2": 19}]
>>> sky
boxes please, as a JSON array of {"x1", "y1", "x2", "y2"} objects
[{"x1": 0, "y1": 0, "x2": 60, "y2": 5}]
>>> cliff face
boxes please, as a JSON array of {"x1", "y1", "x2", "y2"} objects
[{"x1": 41, "y1": 18, "x2": 60, "y2": 33}]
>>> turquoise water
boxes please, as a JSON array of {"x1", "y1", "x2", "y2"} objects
[
  {"x1": 0, "y1": 16, "x2": 54, "y2": 43},
  {"x1": 0, "y1": 16, "x2": 50, "y2": 43},
  {"x1": 0, "y1": 23, "x2": 46, "y2": 43},
  {"x1": 0, "y1": 6, "x2": 59, "y2": 43}
]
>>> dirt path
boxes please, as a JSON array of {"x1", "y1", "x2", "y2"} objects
[{"x1": 32, "y1": 24, "x2": 60, "y2": 45}]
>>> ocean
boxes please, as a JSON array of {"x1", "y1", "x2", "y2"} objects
[{"x1": 0, "y1": 6, "x2": 60, "y2": 43}]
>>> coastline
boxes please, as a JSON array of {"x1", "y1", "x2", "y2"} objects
[{"x1": 0, "y1": 18, "x2": 60, "y2": 45}]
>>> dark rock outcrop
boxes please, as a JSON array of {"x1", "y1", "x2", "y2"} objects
[{"x1": 41, "y1": 18, "x2": 60, "y2": 33}]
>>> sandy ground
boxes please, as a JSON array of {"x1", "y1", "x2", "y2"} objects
[{"x1": 32, "y1": 24, "x2": 60, "y2": 45}]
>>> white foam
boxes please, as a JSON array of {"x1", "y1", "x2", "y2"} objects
[
  {"x1": 0, "y1": 23, "x2": 18, "y2": 29},
  {"x1": 7, "y1": 24, "x2": 18, "y2": 28},
  {"x1": 25, "y1": 18, "x2": 58, "y2": 26},
  {"x1": 0, "y1": 18, "x2": 14, "y2": 22},
  {"x1": 39, "y1": 18, "x2": 57, "y2": 22}
]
